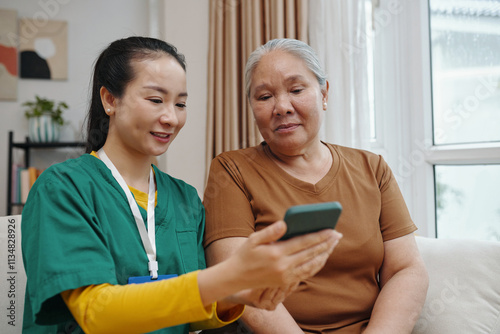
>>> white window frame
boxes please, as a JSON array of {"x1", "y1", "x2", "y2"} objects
[{"x1": 372, "y1": 0, "x2": 500, "y2": 238}]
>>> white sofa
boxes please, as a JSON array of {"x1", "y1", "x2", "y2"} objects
[
  {"x1": 413, "y1": 236, "x2": 500, "y2": 334},
  {"x1": 2, "y1": 216, "x2": 500, "y2": 333},
  {"x1": 202, "y1": 236, "x2": 500, "y2": 334}
]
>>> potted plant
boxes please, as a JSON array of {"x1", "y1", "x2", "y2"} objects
[{"x1": 23, "y1": 95, "x2": 68, "y2": 142}]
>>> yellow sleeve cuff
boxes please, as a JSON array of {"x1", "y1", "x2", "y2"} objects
[{"x1": 190, "y1": 303, "x2": 245, "y2": 331}]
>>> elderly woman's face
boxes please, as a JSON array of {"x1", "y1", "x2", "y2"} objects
[{"x1": 249, "y1": 50, "x2": 328, "y2": 155}]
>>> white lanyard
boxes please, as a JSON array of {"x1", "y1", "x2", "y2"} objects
[{"x1": 97, "y1": 149, "x2": 159, "y2": 279}]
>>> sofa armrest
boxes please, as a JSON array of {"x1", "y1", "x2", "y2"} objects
[{"x1": 413, "y1": 236, "x2": 500, "y2": 334}]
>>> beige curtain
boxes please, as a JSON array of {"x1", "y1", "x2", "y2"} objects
[{"x1": 205, "y1": 0, "x2": 308, "y2": 172}]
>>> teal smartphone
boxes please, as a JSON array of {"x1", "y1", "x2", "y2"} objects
[{"x1": 279, "y1": 201, "x2": 342, "y2": 240}]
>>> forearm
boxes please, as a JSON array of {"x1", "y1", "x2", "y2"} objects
[
  {"x1": 62, "y1": 271, "x2": 242, "y2": 334},
  {"x1": 242, "y1": 304, "x2": 303, "y2": 334},
  {"x1": 365, "y1": 264, "x2": 428, "y2": 333},
  {"x1": 197, "y1": 260, "x2": 251, "y2": 305}
]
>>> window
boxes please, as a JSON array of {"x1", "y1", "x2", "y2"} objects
[
  {"x1": 430, "y1": 0, "x2": 500, "y2": 145},
  {"x1": 371, "y1": 0, "x2": 500, "y2": 240},
  {"x1": 430, "y1": 0, "x2": 500, "y2": 241},
  {"x1": 435, "y1": 164, "x2": 500, "y2": 240}
]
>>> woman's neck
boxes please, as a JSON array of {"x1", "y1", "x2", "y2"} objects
[
  {"x1": 101, "y1": 143, "x2": 153, "y2": 193},
  {"x1": 268, "y1": 141, "x2": 332, "y2": 185}
]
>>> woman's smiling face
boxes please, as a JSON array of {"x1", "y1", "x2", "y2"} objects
[
  {"x1": 248, "y1": 50, "x2": 328, "y2": 156},
  {"x1": 108, "y1": 54, "x2": 188, "y2": 158}
]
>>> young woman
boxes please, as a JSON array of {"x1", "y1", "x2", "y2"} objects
[{"x1": 21, "y1": 36, "x2": 341, "y2": 334}]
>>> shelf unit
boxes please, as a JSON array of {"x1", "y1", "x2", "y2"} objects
[{"x1": 6, "y1": 131, "x2": 86, "y2": 215}]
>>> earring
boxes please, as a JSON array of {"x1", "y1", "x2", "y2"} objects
[
  {"x1": 106, "y1": 108, "x2": 111, "y2": 114},
  {"x1": 323, "y1": 102, "x2": 327, "y2": 109}
]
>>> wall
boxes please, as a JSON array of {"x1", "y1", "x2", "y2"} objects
[
  {"x1": 160, "y1": 0, "x2": 209, "y2": 197},
  {"x1": 0, "y1": 0, "x2": 209, "y2": 215}
]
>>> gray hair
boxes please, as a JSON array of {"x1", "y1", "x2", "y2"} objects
[{"x1": 245, "y1": 38, "x2": 327, "y2": 97}]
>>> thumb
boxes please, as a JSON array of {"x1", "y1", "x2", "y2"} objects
[{"x1": 249, "y1": 221, "x2": 287, "y2": 245}]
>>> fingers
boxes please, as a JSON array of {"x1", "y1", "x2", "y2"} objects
[
  {"x1": 227, "y1": 288, "x2": 280, "y2": 310},
  {"x1": 252, "y1": 286, "x2": 294, "y2": 311},
  {"x1": 230, "y1": 224, "x2": 341, "y2": 293},
  {"x1": 256, "y1": 288, "x2": 280, "y2": 310},
  {"x1": 227, "y1": 284, "x2": 300, "y2": 311},
  {"x1": 295, "y1": 229, "x2": 342, "y2": 259},
  {"x1": 290, "y1": 250, "x2": 330, "y2": 282},
  {"x1": 286, "y1": 231, "x2": 342, "y2": 282},
  {"x1": 247, "y1": 221, "x2": 287, "y2": 246},
  {"x1": 279, "y1": 228, "x2": 340, "y2": 255}
]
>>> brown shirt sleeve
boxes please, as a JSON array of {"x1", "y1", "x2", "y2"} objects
[
  {"x1": 203, "y1": 153, "x2": 256, "y2": 247},
  {"x1": 375, "y1": 154, "x2": 417, "y2": 241}
]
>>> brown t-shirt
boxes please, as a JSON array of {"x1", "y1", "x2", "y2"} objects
[{"x1": 203, "y1": 142, "x2": 417, "y2": 333}]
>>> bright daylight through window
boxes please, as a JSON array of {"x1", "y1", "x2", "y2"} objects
[
  {"x1": 429, "y1": 0, "x2": 500, "y2": 241},
  {"x1": 365, "y1": 0, "x2": 376, "y2": 141}
]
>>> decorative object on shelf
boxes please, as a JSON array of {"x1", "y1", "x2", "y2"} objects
[{"x1": 23, "y1": 95, "x2": 68, "y2": 142}]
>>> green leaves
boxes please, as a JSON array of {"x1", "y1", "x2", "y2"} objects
[{"x1": 23, "y1": 95, "x2": 68, "y2": 126}]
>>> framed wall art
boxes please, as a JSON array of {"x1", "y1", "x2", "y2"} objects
[
  {"x1": 0, "y1": 9, "x2": 18, "y2": 100},
  {"x1": 18, "y1": 18, "x2": 68, "y2": 80}
]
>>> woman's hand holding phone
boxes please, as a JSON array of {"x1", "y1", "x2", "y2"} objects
[
  {"x1": 219, "y1": 220, "x2": 342, "y2": 311},
  {"x1": 199, "y1": 206, "x2": 342, "y2": 311}
]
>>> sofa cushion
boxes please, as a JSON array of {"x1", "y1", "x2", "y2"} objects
[{"x1": 413, "y1": 236, "x2": 500, "y2": 334}]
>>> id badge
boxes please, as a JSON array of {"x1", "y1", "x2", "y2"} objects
[{"x1": 128, "y1": 274, "x2": 178, "y2": 284}]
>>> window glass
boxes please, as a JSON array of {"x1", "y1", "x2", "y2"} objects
[
  {"x1": 429, "y1": 0, "x2": 500, "y2": 145},
  {"x1": 435, "y1": 164, "x2": 500, "y2": 241}
]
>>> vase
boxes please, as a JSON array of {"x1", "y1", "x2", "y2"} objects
[{"x1": 28, "y1": 114, "x2": 61, "y2": 142}]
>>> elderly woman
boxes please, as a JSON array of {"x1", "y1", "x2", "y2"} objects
[{"x1": 203, "y1": 38, "x2": 428, "y2": 333}]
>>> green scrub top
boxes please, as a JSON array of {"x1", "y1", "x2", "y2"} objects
[{"x1": 21, "y1": 154, "x2": 206, "y2": 334}]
